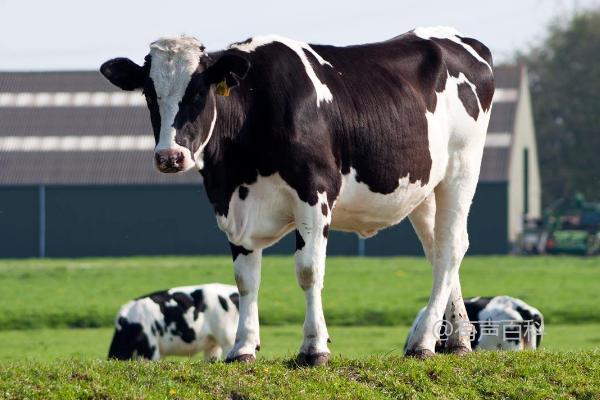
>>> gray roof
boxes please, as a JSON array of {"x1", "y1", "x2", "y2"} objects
[
  {"x1": 494, "y1": 64, "x2": 521, "y2": 89},
  {"x1": 0, "y1": 71, "x2": 120, "y2": 93},
  {"x1": 479, "y1": 64, "x2": 522, "y2": 182},
  {"x1": 479, "y1": 147, "x2": 510, "y2": 183},
  {"x1": 0, "y1": 65, "x2": 523, "y2": 186},
  {"x1": 488, "y1": 101, "x2": 518, "y2": 133},
  {"x1": 0, "y1": 107, "x2": 150, "y2": 136},
  {"x1": 0, "y1": 151, "x2": 200, "y2": 185}
]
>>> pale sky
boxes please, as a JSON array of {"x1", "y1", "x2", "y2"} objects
[{"x1": 1, "y1": 0, "x2": 599, "y2": 71}]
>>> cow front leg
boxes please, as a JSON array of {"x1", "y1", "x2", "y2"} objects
[
  {"x1": 225, "y1": 245, "x2": 262, "y2": 363},
  {"x1": 294, "y1": 198, "x2": 331, "y2": 366},
  {"x1": 409, "y1": 193, "x2": 472, "y2": 355}
]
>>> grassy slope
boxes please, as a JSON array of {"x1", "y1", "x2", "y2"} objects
[
  {"x1": 1, "y1": 324, "x2": 599, "y2": 362},
  {"x1": 1, "y1": 256, "x2": 598, "y2": 330},
  {"x1": 1, "y1": 352, "x2": 599, "y2": 399}
]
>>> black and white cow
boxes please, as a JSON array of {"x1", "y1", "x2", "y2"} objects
[
  {"x1": 108, "y1": 284, "x2": 239, "y2": 360},
  {"x1": 100, "y1": 26, "x2": 494, "y2": 364},
  {"x1": 406, "y1": 296, "x2": 544, "y2": 352}
]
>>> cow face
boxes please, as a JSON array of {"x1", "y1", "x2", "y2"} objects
[{"x1": 100, "y1": 36, "x2": 250, "y2": 173}]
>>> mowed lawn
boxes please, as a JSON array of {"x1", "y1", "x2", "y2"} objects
[
  {"x1": 2, "y1": 352, "x2": 600, "y2": 399},
  {"x1": 0, "y1": 255, "x2": 599, "y2": 362},
  {"x1": 1, "y1": 256, "x2": 599, "y2": 329},
  {"x1": 1, "y1": 324, "x2": 600, "y2": 362}
]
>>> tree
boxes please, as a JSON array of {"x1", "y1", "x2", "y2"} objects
[{"x1": 518, "y1": 10, "x2": 600, "y2": 205}]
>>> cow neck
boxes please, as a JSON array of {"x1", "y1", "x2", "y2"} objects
[{"x1": 200, "y1": 88, "x2": 254, "y2": 216}]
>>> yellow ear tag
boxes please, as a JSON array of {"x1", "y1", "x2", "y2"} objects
[{"x1": 215, "y1": 80, "x2": 230, "y2": 96}]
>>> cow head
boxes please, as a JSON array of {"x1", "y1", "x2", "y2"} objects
[{"x1": 100, "y1": 36, "x2": 250, "y2": 173}]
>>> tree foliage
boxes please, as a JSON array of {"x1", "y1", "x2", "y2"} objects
[{"x1": 519, "y1": 10, "x2": 600, "y2": 205}]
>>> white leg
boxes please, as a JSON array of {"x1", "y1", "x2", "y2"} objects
[
  {"x1": 443, "y1": 279, "x2": 472, "y2": 353},
  {"x1": 204, "y1": 344, "x2": 222, "y2": 362},
  {"x1": 409, "y1": 193, "x2": 471, "y2": 354},
  {"x1": 294, "y1": 197, "x2": 331, "y2": 366},
  {"x1": 409, "y1": 192, "x2": 436, "y2": 263},
  {"x1": 225, "y1": 246, "x2": 262, "y2": 362},
  {"x1": 405, "y1": 151, "x2": 481, "y2": 358}
]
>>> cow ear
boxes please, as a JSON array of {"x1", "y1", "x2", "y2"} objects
[
  {"x1": 100, "y1": 58, "x2": 146, "y2": 91},
  {"x1": 205, "y1": 54, "x2": 250, "y2": 91}
]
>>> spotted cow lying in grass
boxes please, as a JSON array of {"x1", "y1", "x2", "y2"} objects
[
  {"x1": 108, "y1": 284, "x2": 239, "y2": 361},
  {"x1": 406, "y1": 296, "x2": 544, "y2": 352}
]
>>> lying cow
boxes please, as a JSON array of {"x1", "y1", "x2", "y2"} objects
[
  {"x1": 406, "y1": 296, "x2": 544, "y2": 352},
  {"x1": 108, "y1": 284, "x2": 239, "y2": 360},
  {"x1": 101, "y1": 27, "x2": 495, "y2": 364}
]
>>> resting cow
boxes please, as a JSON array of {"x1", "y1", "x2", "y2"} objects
[
  {"x1": 406, "y1": 296, "x2": 544, "y2": 351},
  {"x1": 108, "y1": 284, "x2": 239, "y2": 360},
  {"x1": 100, "y1": 26, "x2": 495, "y2": 364}
]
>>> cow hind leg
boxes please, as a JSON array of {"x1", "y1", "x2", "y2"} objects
[
  {"x1": 294, "y1": 196, "x2": 332, "y2": 366},
  {"x1": 408, "y1": 193, "x2": 472, "y2": 356},
  {"x1": 405, "y1": 149, "x2": 482, "y2": 358},
  {"x1": 225, "y1": 248, "x2": 262, "y2": 363},
  {"x1": 204, "y1": 341, "x2": 223, "y2": 362}
]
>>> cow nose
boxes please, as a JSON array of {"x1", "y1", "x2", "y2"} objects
[{"x1": 155, "y1": 149, "x2": 185, "y2": 173}]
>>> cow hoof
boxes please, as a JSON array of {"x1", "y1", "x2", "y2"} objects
[
  {"x1": 405, "y1": 349, "x2": 435, "y2": 360},
  {"x1": 296, "y1": 352, "x2": 330, "y2": 367},
  {"x1": 225, "y1": 354, "x2": 256, "y2": 363},
  {"x1": 448, "y1": 346, "x2": 471, "y2": 356}
]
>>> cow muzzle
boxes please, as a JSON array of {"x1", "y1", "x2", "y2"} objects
[{"x1": 154, "y1": 149, "x2": 186, "y2": 173}]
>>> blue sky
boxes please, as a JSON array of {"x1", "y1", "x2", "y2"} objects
[{"x1": 1, "y1": 0, "x2": 599, "y2": 70}]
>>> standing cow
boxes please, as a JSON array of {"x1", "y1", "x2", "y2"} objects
[
  {"x1": 100, "y1": 27, "x2": 494, "y2": 364},
  {"x1": 109, "y1": 284, "x2": 239, "y2": 361}
]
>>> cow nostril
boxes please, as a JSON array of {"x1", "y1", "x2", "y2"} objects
[{"x1": 155, "y1": 151, "x2": 185, "y2": 171}]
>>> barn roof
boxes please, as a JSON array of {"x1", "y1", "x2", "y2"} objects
[
  {"x1": 0, "y1": 65, "x2": 523, "y2": 186},
  {"x1": 480, "y1": 64, "x2": 522, "y2": 183}
]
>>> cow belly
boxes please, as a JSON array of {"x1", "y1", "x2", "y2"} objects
[
  {"x1": 331, "y1": 168, "x2": 434, "y2": 237},
  {"x1": 217, "y1": 174, "x2": 296, "y2": 249},
  {"x1": 159, "y1": 331, "x2": 209, "y2": 356}
]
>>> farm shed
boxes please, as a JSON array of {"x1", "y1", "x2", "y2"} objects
[{"x1": 0, "y1": 65, "x2": 539, "y2": 257}]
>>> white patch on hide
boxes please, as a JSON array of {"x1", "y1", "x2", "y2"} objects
[
  {"x1": 413, "y1": 26, "x2": 492, "y2": 71},
  {"x1": 231, "y1": 35, "x2": 333, "y2": 107}
]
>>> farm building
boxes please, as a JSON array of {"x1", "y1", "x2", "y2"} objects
[{"x1": 0, "y1": 65, "x2": 540, "y2": 257}]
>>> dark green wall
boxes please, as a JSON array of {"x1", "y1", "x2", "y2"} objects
[
  {"x1": 466, "y1": 183, "x2": 509, "y2": 254},
  {"x1": 0, "y1": 186, "x2": 40, "y2": 257},
  {"x1": 362, "y1": 182, "x2": 509, "y2": 255},
  {"x1": 0, "y1": 183, "x2": 508, "y2": 258}
]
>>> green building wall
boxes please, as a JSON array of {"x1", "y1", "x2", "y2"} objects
[{"x1": 0, "y1": 183, "x2": 508, "y2": 258}]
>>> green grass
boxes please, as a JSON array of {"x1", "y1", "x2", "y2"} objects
[
  {"x1": 1, "y1": 323, "x2": 598, "y2": 362},
  {"x1": 1, "y1": 256, "x2": 598, "y2": 330},
  {"x1": 1, "y1": 352, "x2": 599, "y2": 399},
  {"x1": 1, "y1": 256, "x2": 599, "y2": 398}
]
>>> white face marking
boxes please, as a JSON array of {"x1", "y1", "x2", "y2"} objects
[
  {"x1": 231, "y1": 35, "x2": 333, "y2": 107},
  {"x1": 149, "y1": 36, "x2": 204, "y2": 171},
  {"x1": 413, "y1": 26, "x2": 492, "y2": 71}
]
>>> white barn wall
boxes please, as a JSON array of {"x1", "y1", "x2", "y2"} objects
[{"x1": 507, "y1": 67, "x2": 542, "y2": 242}]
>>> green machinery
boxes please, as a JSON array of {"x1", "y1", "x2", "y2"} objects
[{"x1": 543, "y1": 193, "x2": 600, "y2": 256}]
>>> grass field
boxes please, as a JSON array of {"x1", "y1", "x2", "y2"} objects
[
  {"x1": 1, "y1": 255, "x2": 599, "y2": 398},
  {"x1": 1, "y1": 352, "x2": 599, "y2": 399},
  {"x1": 1, "y1": 324, "x2": 600, "y2": 362},
  {"x1": 1, "y1": 256, "x2": 599, "y2": 330}
]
